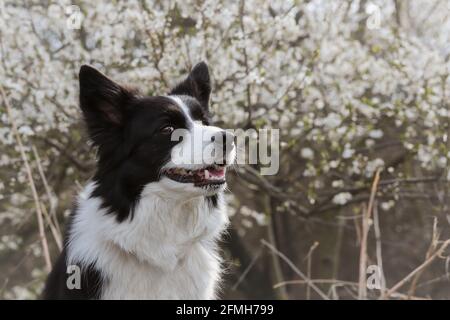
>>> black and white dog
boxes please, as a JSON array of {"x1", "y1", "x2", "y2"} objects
[{"x1": 43, "y1": 62, "x2": 235, "y2": 299}]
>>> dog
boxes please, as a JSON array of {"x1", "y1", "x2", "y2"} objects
[{"x1": 43, "y1": 62, "x2": 236, "y2": 299}]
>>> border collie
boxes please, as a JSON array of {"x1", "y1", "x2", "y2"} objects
[{"x1": 43, "y1": 62, "x2": 236, "y2": 299}]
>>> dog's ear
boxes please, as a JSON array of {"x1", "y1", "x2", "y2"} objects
[
  {"x1": 170, "y1": 62, "x2": 211, "y2": 109},
  {"x1": 79, "y1": 65, "x2": 135, "y2": 145}
]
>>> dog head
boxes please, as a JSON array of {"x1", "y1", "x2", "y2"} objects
[{"x1": 79, "y1": 62, "x2": 235, "y2": 221}]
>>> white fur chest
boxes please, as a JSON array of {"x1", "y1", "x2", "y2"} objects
[
  {"x1": 67, "y1": 182, "x2": 228, "y2": 300},
  {"x1": 99, "y1": 240, "x2": 221, "y2": 299}
]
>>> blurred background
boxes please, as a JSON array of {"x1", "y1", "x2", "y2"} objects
[{"x1": 1, "y1": 0, "x2": 450, "y2": 300}]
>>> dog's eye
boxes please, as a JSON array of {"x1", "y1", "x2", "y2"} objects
[{"x1": 160, "y1": 126, "x2": 174, "y2": 134}]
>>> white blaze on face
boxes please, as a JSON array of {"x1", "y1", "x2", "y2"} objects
[{"x1": 166, "y1": 96, "x2": 235, "y2": 169}]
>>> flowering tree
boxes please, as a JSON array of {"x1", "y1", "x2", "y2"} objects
[{"x1": 0, "y1": 0, "x2": 449, "y2": 299}]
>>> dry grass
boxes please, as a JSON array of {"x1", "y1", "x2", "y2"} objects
[
  {"x1": 231, "y1": 168, "x2": 450, "y2": 300},
  {"x1": 1, "y1": 84, "x2": 52, "y2": 272}
]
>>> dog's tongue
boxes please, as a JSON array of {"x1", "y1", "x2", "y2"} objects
[{"x1": 201, "y1": 167, "x2": 225, "y2": 180}]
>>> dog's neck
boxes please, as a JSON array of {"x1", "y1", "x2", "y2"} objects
[{"x1": 67, "y1": 182, "x2": 228, "y2": 272}]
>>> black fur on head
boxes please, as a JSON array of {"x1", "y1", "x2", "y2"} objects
[
  {"x1": 79, "y1": 62, "x2": 212, "y2": 222},
  {"x1": 170, "y1": 62, "x2": 211, "y2": 109}
]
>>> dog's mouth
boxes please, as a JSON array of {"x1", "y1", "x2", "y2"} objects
[{"x1": 162, "y1": 165, "x2": 226, "y2": 187}]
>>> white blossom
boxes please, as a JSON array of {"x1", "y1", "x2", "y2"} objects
[
  {"x1": 332, "y1": 192, "x2": 353, "y2": 205},
  {"x1": 301, "y1": 148, "x2": 314, "y2": 160}
]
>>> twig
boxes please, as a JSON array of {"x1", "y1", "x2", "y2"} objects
[
  {"x1": 354, "y1": 207, "x2": 363, "y2": 246},
  {"x1": 32, "y1": 145, "x2": 62, "y2": 239},
  {"x1": 416, "y1": 275, "x2": 450, "y2": 289},
  {"x1": 264, "y1": 196, "x2": 289, "y2": 300},
  {"x1": 261, "y1": 239, "x2": 330, "y2": 300},
  {"x1": 39, "y1": 202, "x2": 63, "y2": 251},
  {"x1": 304, "y1": 241, "x2": 319, "y2": 300},
  {"x1": 274, "y1": 279, "x2": 356, "y2": 288},
  {"x1": 373, "y1": 202, "x2": 386, "y2": 297},
  {"x1": 273, "y1": 279, "x2": 430, "y2": 300},
  {"x1": 407, "y1": 217, "x2": 439, "y2": 298},
  {"x1": 232, "y1": 166, "x2": 309, "y2": 214},
  {"x1": 358, "y1": 168, "x2": 382, "y2": 299},
  {"x1": 0, "y1": 84, "x2": 52, "y2": 272},
  {"x1": 381, "y1": 239, "x2": 450, "y2": 299},
  {"x1": 232, "y1": 244, "x2": 263, "y2": 291}
]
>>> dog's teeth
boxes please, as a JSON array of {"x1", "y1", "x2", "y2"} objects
[{"x1": 205, "y1": 169, "x2": 210, "y2": 179}]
